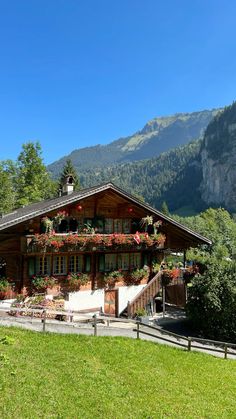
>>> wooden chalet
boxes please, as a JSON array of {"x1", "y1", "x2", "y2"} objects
[{"x1": 0, "y1": 179, "x2": 211, "y2": 316}]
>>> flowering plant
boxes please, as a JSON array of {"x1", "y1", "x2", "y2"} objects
[
  {"x1": 41, "y1": 217, "x2": 53, "y2": 233},
  {"x1": 125, "y1": 267, "x2": 149, "y2": 285},
  {"x1": 66, "y1": 272, "x2": 89, "y2": 291},
  {"x1": 0, "y1": 278, "x2": 12, "y2": 292},
  {"x1": 32, "y1": 275, "x2": 56, "y2": 291},
  {"x1": 54, "y1": 211, "x2": 68, "y2": 225},
  {"x1": 29, "y1": 232, "x2": 166, "y2": 252},
  {"x1": 104, "y1": 270, "x2": 123, "y2": 287}
]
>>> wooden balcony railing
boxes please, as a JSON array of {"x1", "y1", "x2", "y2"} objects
[
  {"x1": 127, "y1": 271, "x2": 162, "y2": 317},
  {"x1": 21, "y1": 233, "x2": 166, "y2": 254}
]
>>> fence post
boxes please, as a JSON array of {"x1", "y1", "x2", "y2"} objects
[
  {"x1": 93, "y1": 314, "x2": 97, "y2": 336},
  {"x1": 127, "y1": 301, "x2": 131, "y2": 318},
  {"x1": 137, "y1": 321, "x2": 140, "y2": 339},
  {"x1": 224, "y1": 344, "x2": 228, "y2": 359},
  {"x1": 162, "y1": 286, "x2": 166, "y2": 317},
  {"x1": 188, "y1": 337, "x2": 191, "y2": 351},
  {"x1": 42, "y1": 309, "x2": 47, "y2": 333}
]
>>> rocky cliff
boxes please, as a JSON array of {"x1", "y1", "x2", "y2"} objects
[{"x1": 200, "y1": 103, "x2": 236, "y2": 210}]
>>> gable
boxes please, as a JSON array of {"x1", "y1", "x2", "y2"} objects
[{"x1": 0, "y1": 182, "x2": 211, "y2": 247}]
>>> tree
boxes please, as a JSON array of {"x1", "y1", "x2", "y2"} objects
[
  {"x1": 161, "y1": 201, "x2": 170, "y2": 216},
  {"x1": 16, "y1": 142, "x2": 56, "y2": 207},
  {"x1": 187, "y1": 261, "x2": 236, "y2": 342},
  {"x1": 0, "y1": 160, "x2": 16, "y2": 214},
  {"x1": 59, "y1": 159, "x2": 80, "y2": 192}
]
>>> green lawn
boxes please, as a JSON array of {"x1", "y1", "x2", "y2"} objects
[{"x1": 1, "y1": 327, "x2": 236, "y2": 418}]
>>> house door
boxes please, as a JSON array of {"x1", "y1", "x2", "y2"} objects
[{"x1": 104, "y1": 289, "x2": 118, "y2": 317}]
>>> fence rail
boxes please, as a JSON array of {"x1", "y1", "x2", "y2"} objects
[
  {"x1": 1, "y1": 306, "x2": 236, "y2": 359},
  {"x1": 133, "y1": 322, "x2": 236, "y2": 359}
]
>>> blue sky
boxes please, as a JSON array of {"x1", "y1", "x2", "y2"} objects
[{"x1": 0, "y1": 0, "x2": 236, "y2": 164}]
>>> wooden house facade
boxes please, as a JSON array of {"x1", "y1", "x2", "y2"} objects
[{"x1": 0, "y1": 182, "x2": 211, "y2": 316}]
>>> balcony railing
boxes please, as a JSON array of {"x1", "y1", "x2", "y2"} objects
[{"x1": 22, "y1": 232, "x2": 166, "y2": 254}]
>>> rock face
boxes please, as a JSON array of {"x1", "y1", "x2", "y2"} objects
[{"x1": 200, "y1": 103, "x2": 236, "y2": 210}]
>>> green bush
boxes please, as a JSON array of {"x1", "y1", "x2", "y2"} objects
[{"x1": 187, "y1": 261, "x2": 236, "y2": 342}]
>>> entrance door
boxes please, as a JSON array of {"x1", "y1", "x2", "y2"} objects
[{"x1": 104, "y1": 289, "x2": 118, "y2": 316}]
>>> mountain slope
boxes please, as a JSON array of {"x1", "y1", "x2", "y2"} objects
[
  {"x1": 200, "y1": 101, "x2": 236, "y2": 210},
  {"x1": 80, "y1": 102, "x2": 236, "y2": 213},
  {"x1": 80, "y1": 139, "x2": 203, "y2": 213},
  {"x1": 48, "y1": 109, "x2": 219, "y2": 178}
]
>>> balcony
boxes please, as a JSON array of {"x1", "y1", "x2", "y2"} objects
[{"x1": 22, "y1": 232, "x2": 166, "y2": 254}]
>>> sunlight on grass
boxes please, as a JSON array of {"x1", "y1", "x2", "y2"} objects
[{"x1": 0, "y1": 327, "x2": 236, "y2": 418}]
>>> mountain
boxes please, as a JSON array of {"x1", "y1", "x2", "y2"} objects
[
  {"x1": 80, "y1": 139, "x2": 204, "y2": 214},
  {"x1": 200, "y1": 102, "x2": 236, "y2": 211},
  {"x1": 48, "y1": 109, "x2": 219, "y2": 178},
  {"x1": 80, "y1": 102, "x2": 236, "y2": 214}
]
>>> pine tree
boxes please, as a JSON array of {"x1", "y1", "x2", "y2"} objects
[
  {"x1": 59, "y1": 159, "x2": 80, "y2": 192},
  {"x1": 16, "y1": 142, "x2": 55, "y2": 207},
  {"x1": 161, "y1": 201, "x2": 170, "y2": 216}
]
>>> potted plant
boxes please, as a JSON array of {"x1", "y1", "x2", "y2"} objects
[
  {"x1": 32, "y1": 275, "x2": 56, "y2": 292},
  {"x1": 0, "y1": 278, "x2": 14, "y2": 300},
  {"x1": 41, "y1": 217, "x2": 53, "y2": 234},
  {"x1": 66, "y1": 272, "x2": 89, "y2": 292},
  {"x1": 104, "y1": 270, "x2": 123, "y2": 288},
  {"x1": 125, "y1": 267, "x2": 149, "y2": 286}
]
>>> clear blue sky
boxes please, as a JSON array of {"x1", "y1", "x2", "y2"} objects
[{"x1": 0, "y1": 0, "x2": 236, "y2": 164}]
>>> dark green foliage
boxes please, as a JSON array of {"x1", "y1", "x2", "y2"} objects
[
  {"x1": 80, "y1": 139, "x2": 204, "y2": 213},
  {"x1": 202, "y1": 101, "x2": 236, "y2": 160},
  {"x1": 59, "y1": 159, "x2": 80, "y2": 191},
  {"x1": 187, "y1": 262, "x2": 236, "y2": 342},
  {"x1": 0, "y1": 161, "x2": 16, "y2": 213},
  {"x1": 161, "y1": 201, "x2": 170, "y2": 215},
  {"x1": 174, "y1": 208, "x2": 236, "y2": 262},
  {"x1": 16, "y1": 142, "x2": 56, "y2": 207}
]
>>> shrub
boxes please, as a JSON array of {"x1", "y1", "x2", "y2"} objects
[{"x1": 186, "y1": 261, "x2": 236, "y2": 342}]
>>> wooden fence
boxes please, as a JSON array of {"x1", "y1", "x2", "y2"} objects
[
  {"x1": 134, "y1": 322, "x2": 236, "y2": 359},
  {"x1": 1, "y1": 307, "x2": 236, "y2": 359}
]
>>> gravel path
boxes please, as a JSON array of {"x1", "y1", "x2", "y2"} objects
[{"x1": 1, "y1": 312, "x2": 236, "y2": 360}]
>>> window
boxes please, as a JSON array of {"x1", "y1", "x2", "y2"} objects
[
  {"x1": 114, "y1": 219, "x2": 122, "y2": 233},
  {"x1": 105, "y1": 254, "x2": 117, "y2": 271},
  {"x1": 104, "y1": 218, "x2": 113, "y2": 234},
  {"x1": 58, "y1": 219, "x2": 68, "y2": 233},
  {"x1": 0, "y1": 257, "x2": 6, "y2": 278},
  {"x1": 117, "y1": 253, "x2": 129, "y2": 270},
  {"x1": 123, "y1": 219, "x2": 131, "y2": 233},
  {"x1": 69, "y1": 218, "x2": 78, "y2": 233},
  {"x1": 36, "y1": 256, "x2": 50, "y2": 275},
  {"x1": 69, "y1": 255, "x2": 83, "y2": 273},
  {"x1": 130, "y1": 253, "x2": 141, "y2": 269},
  {"x1": 53, "y1": 256, "x2": 67, "y2": 275}
]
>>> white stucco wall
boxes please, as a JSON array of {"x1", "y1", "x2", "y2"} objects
[
  {"x1": 64, "y1": 285, "x2": 146, "y2": 315},
  {"x1": 65, "y1": 289, "x2": 105, "y2": 312},
  {"x1": 118, "y1": 284, "x2": 145, "y2": 314}
]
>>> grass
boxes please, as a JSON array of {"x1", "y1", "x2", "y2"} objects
[{"x1": 1, "y1": 327, "x2": 236, "y2": 418}]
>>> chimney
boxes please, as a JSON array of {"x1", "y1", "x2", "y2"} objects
[{"x1": 61, "y1": 174, "x2": 75, "y2": 195}]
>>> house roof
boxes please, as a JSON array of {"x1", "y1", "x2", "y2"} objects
[{"x1": 0, "y1": 182, "x2": 211, "y2": 245}]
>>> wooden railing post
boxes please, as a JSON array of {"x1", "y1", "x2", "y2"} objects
[
  {"x1": 127, "y1": 301, "x2": 131, "y2": 318},
  {"x1": 224, "y1": 344, "x2": 228, "y2": 359},
  {"x1": 137, "y1": 321, "x2": 140, "y2": 339},
  {"x1": 42, "y1": 309, "x2": 47, "y2": 333},
  {"x1": 188, "y1": 337, "x2": 191, "y2": 351},
  {"x1": 162, "y1": 286, "x2": 166, "y2": 317},
  {"x1": 93, "y1": 314, "x2": 97, "y2": 336}
]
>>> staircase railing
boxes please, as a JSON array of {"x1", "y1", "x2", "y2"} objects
[{"x1": 127, "y1": 271, "x2": 162, "y2": 317}]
